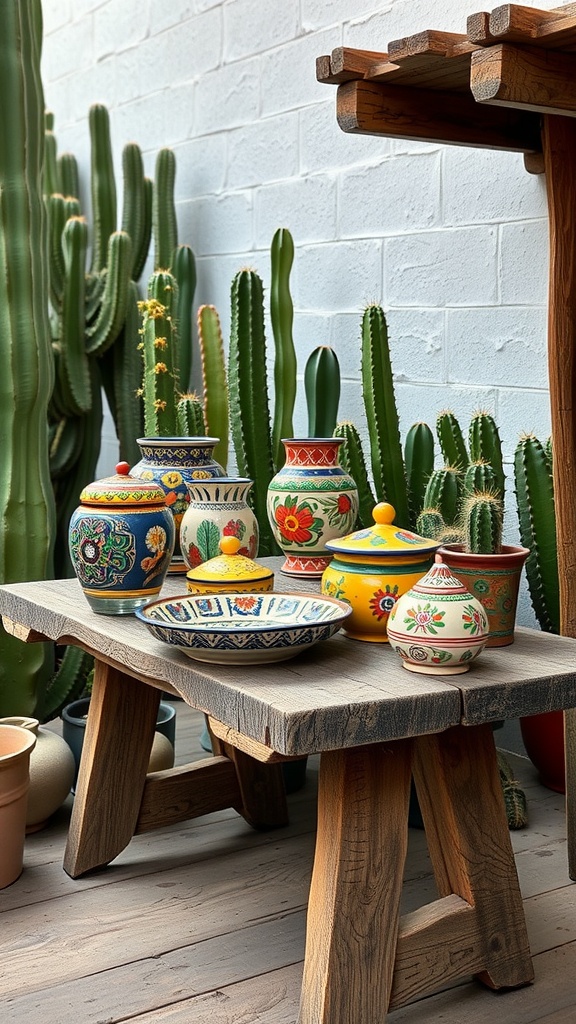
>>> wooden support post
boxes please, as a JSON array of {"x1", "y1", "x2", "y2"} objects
[{"x1": 541, "y1": 114, "x2": 576, "y2": 879}]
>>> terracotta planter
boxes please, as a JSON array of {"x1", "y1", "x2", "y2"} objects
[
  {"x1": 520, "y1": 710, "x2": 565, "y2": 793},
  {"x1": 0, "y1": 717, "x2": 75, "y2": 832},
  {"x1": 437, "y1": 544, "x2": 529, "y2": 647},
  {"x1": 0, "y1": 723, "x2": 36, "y2": 888}
]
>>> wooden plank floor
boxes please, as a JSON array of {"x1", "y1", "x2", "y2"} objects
[{"x1": 2, "y1": 703, "x2": 576, "y2": 1023}]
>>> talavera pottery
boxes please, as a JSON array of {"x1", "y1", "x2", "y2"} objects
[
  {"x1": 437, "y1": 543, "x2": 529, "y2": 647},
  {"x1": 0, "y1": 717, "x2": 75, "y2": 832},
  {"x1": 186, "y1": 536, "x2": 274, "y2": 595},
  {"x1": 131, "y1": 437, "x2": 225, "y2": 573},
  {"x1": 387, "y1": 558, "x2": 489, "y2": 674},
  {"x1": 136, "y1": 592, "x2": 352, "y2": 665},
  {"x1": 266, "y1": 438, "x2": 358, "y2": 578},
  {"x1": 69, "y1": 462, "x2": 175, "y2": 615},
  {"x1": 321, "y1": 502, "x2": 439, "y2": 642},
  {"x1": 180, "y1": 477, "x2": 258, "y2": 570},
  {"x1": 0, "y1": 723, "x2": 36, "y2": 888}
]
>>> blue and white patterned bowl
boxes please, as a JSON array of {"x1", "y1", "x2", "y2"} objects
[{"x1": 135, "y1": 591, "x2": 352, "y2": 664}]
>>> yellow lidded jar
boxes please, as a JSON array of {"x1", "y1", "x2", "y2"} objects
[
  {"x1": 186, "y1": 536, "x2": 274, "y2": 595},
  {"x1": 321, "y1": 503, "x2": 439, "y2": 642}
]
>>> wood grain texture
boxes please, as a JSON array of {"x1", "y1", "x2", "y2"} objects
[
  {"x1": 336, "y1": 78, "x2": 541, "y2": 152},
  {"x1": 471, "y1": 43, "x2": 576, "y2": 115},
  {"x1": 299, "y1": 742, "x2": 412, "y2": 1023},
  {"x1": 135, "y1": 757, "x2": 241, "y2": 833}
]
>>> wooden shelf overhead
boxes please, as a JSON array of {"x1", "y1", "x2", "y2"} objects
[{"x1": 317, "y1": 2, "x2": 576, "y2": 882}]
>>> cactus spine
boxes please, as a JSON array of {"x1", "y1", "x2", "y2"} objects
[
  {"x1": 0, "y1": 0, "x2": 55, "y2": 715},
  {"x1": 228, "y1": 269, "x2": 277, "y2": 555},
  {"x1": 139, "y1": 272, "x2": 180, "y2": 437},
  {"x1": 463, "y1": 460, "x2": 497, "y2": 496},
  {"x1": 514, "y1": 433, "x2": 559, "y2": 634},
  {"x1": 305, "y1": 346, "x2": 341, "y2": 438},
  {"x1": 469, "y1": 411, "x2": 505, "y2": 501},
  {"x1": 416, "y1": 508, "x2": 446, "y2": 541},
  {"x1": 422, "y1": 467, "x2": 460, "y2": 527},
  {"x1": 270, "y1": 228, "x2": 297, "y2": 467},
  {"x1": 361, "y1": 304, "x2": 409, "y2": 526},
  {"x1": 437, "y1": 410, "x2": 469, "y2": 472},
  {"x1": 461, "y1": 491, "x2": 503, "y2": 555},
  {"x1": 334, "y1": 421, "x2": 375, "y2": 528}
]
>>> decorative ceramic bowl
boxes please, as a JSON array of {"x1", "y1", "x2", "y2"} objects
[
  {"x1": 135, "y1": 591, "x2": 352, "y2": 665},
  {"x1": 186, "y1": 537, "x2": 274, "y2": 595},
  {"x1": 321, "y1": 503, "x2": 440, "y2": 642},
  {"x1": 386, "y1": 558, "x2": 489, "y2": 674},
  {"x1": 69, "y1": 462, "x2": 175, "y2": 615}
]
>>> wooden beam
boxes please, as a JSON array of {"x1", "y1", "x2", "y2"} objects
[
  {"x1": 468, "y1": 4, "x2": 576, "y2": 50},
  {"x1": 471, "y1": 43, "x2": 576, "y2": 115},
  {"x1": 316, "y1": 47, "x2": 389, "y2": 84},
  {"x1": 541, "y1": 114, "x2": 576, "y2": 879},
  {"x1": 135, "y1": 756, "x2": 241, "y2": 833},
  {"x1": 336, "y1": 78, "x2": 541, "y2": 153},
  {"x1": 368, "y1": 30, "x2": 475, "y2": 92},
  {"x1": 208, "y1": 716, "x2": 301, "y2": 763}
]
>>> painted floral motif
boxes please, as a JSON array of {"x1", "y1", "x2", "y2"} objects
[
  {"x1": 473, "y1": 579, "x2": 490, "y2": 595},
  {"x1": 394, "y1": 530, "x2": 423, "y2": 546},
  {"x1": 223, "y1": 518, "x2": 246, "y2": 541},
  {"x1": 161, "y1": 471, "x2": 183, "y2": 489},
  {"x1": 322, "y1": 573, "x2": 348, "y2": 602},
  {"x1": 430, "y1": 648, "x2": 453, "y2": 664},
  {"x1": 231, "y1": 596, "x2": 261, "y2": 614},
  {"x1": 186, "y1": 542, "x2": 203, "y2": 568},
  {"x1": 462, "y1": 603, "x2": 486, "y2": 636},
  {"x1": 71, "y1": 516, "x2": 135, "y2": 586},
  {"x1": 320, "y1": 491, "x2": 357, "y2": 532},
  {"x1": 141, "y1": 524, "x2": 170, "y2": 586},
  {"x1": 369, "y1": 584, "x2": 400, "y2": 621},
  {"x1": 403, "y1": 603, "x2": 445, "y2": 634},
  {"x1": 273, "y1": 496, "x2": 323, "y2": 546}
]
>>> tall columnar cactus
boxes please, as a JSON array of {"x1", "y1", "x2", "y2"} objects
[
  {"x1": 463, "y1": 460, "x2": 497, "y2": 496},
  {"x1": 138, "y1": 271, "x2": 180, "y2": 437},
  {"x1": 514, "y1": 433, "x2": 559, "y2": 634},
  {"x1": 270, "y1": 228, "x2": 297, "y2": 467},
  {"x1": 0, "y1": 0, "x2": 55, "y2": 715},
  {"x1": 461, "y1": 491, "x2": 503, "y2": 555},
  {"x1": 334, "y1": 421, "x2": 375, "y2": 528},
  {"x1": 469, "y1": 410, "x2": 505, "y2": 501},
  {"x1": 197, "y1": 304, "x2": 229, "y2": 471},
  {"x1": 361, "y1": 304, "x2": 409, "y2": 527},
  {"x1": 437, "y1": 410, "x2": 469, "y2": 472},
  {"x1": 404, "y1": 422, "x2": 434, "y2": 529},
  {"x1": 305, "y1": 346, "x2": 341, "y2": 438},
  {"x1": 422, "y1": 467, "x2": 460, "y2": 527},
  {"x1": 228, "y1": 269, "x2": 277, "y2": 555},
  {"x1": 177, "y1": 394, "x2": 206, "y2": 436}
]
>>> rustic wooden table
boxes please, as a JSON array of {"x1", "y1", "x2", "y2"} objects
[{"x1": 2, "y1": 571, "x2": 576, "y2": 1024}]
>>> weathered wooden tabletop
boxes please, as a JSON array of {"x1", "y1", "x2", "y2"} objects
[{"x1": 1, "y1": 571, "x2": 576, "y2": 757}]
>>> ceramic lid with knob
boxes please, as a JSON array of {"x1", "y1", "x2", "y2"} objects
[
  {"x1": 185, "y1": 536, "x2": 274, "y2": 587},
  {"x1": 78, "y1": 462, "x2": 169, "y2": 508},
  {"x1": 325, "y1": 502, "x2": 439, "y2": 557}
]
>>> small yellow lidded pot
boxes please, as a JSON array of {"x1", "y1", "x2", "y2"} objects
[
  {"x1": 321, "y1": 502, "x2": 440, "y2": 642},
  {"x1": 186, "y1": 536, "x2": 274, "y2": 595}
]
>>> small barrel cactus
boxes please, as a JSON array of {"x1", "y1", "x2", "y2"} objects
[{"x1": 461, "y1": 490, "x2": 503, "y2": 555}]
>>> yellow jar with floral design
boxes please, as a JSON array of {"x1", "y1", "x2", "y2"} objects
[
  {"x1": 131, "y1": 437, "x2": 225, "y2": 573},
  {"x1": 186, "y1": 537, "x2": 274, "y2": 595},
  {"x1": 321, "y1": 503, "x2": 440, "y2": 642}
]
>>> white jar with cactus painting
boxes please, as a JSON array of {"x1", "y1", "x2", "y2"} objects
[{"x1": 180, "y1": 478, "x2": 259, "y2": 570}]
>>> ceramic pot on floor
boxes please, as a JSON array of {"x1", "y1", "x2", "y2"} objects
[
  {"x1": 0, "y1": 716, "x2": 75, "y2": 832},
  {"x1": 0, "y1": 723, "x2": 36, "y2": 888}
]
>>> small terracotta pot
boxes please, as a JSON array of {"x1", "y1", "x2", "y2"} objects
[
  {"x1": 437, "y1": 544, "x2": 529, "y2": 647},
  {"x1": 520, "y1": 710, "x2": 565, "y2": 793},
  {"x1": 0, "y1": 723, "x2": 36, "y2": 888}
]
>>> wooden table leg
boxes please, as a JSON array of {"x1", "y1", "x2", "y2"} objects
[
  {"x1": 298, "y1": 741, "x2": 412, "y2": 1024},
  {"x1": 63, "y1": 659, "x2": 159, "y2": 878},
  {"x1": 412, "y1": 723, "x2": 534, "y2": 991},
  {"x1": 209, "y1": 728, "x2": 289, "y2": 829}
]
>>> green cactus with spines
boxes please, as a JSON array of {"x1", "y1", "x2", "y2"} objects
[
  {"x1": 88, "y1": 104, "x2": 117, "y2": 276},
  {"x1": 228, "y1": 268, "x2": 278, "y2": 556},
  {"x1": 197, "y1": 304, "x2": 229, "y2": 471},
  {"x1": 153, "y1": 148, "x2": 177, "y2": 271},
  {"x1": 463, "y1": 460, "x2": 497, "y2": 497},
  {"x1": 422, "y1": 467, "x2": 460, "y2": 527},
  {"x1": 121, "y1": 141, "x2": 152, "y2": 283},
  {"x1": 469, "y1": 410, "x2": 505, "y2": 501},
  {"x1": 172, "y1": 243, "x2": 197, "y2": 394},
  {"x1": 416, "y1": 508, "x2": 446, "y2": 541},
  {"x1": 514, "y1": 433, "x2": 559, "y2": 634},
  {"x1": 545, "y1": 436, "x2": 553, "y2": 467},
  {"x1": 177, "y1": 394, "x2": 206, "y2": 436},
  {"x1": 305, "y1": 346, "x2": 341, "y2": 438},
  {"x1": 404, "y1": 422, "x2": 434, "y2": 529},
  {"x1": 270, "y1": 227, "x2": 297, "y2": 467},
  {"x1": 0, "y1": 0, "x2": 57, "y2": 716},
  {"x1": 58, "y1": 150, "x2": 80, "y2": 202},
  {"x1": 361, "y1": 304, "x2": 410, "y2": 527},
  {"x1": 334, "y1": 421, "x2": 375, "y2": 528},
  {"x1": 139, "y1": 271, "x2": 180, "y2": 438},
  {"x1": 437, "y1": 410, "x2": 469, "y2": 473},
  {"x1": 99, "y1": 279, "x2": 145, "y2": 467},
  {"x1": 460, "y1": 491, "x2": 503, "y2": 555}
]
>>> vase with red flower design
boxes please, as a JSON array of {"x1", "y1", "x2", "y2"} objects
[
  {"x1": 387, "y1": 557, "x2": 489, "y2": 673},
  {"x1": 266, "y1": 438, "x2": 358, "y2": 577},
  {"x1": 180, "y1": 478, "x2": 259, "y2": 571},
  {"x1": 131, "y1": 437, "x2": 225, "y2": 573},
  {"x1": 68, "y1": 463, "x2": 175, "y2": 615}
]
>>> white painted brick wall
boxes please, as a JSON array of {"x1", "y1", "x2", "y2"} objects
[{"x1": 41, "y1": 0, "x2": 567, "y2": 628}]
